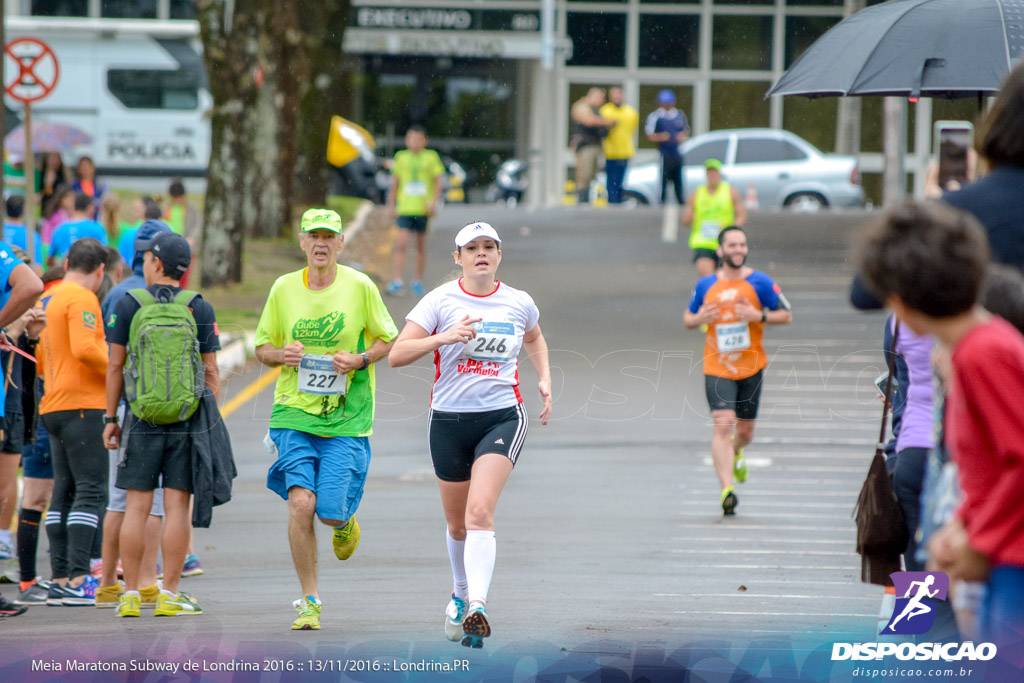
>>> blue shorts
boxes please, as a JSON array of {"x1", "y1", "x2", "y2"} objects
[
  {"x1": 266, "y1": 429, "x2": 370, "y2": 522},
  {"x1": 21, "y1": 425, "x2": 53, "y2": 479}
]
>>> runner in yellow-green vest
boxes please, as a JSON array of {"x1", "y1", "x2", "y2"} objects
[
  {"x1": 683, "y1": 158, "x2": 747, "y2": 277},
  {"x1": 254, "y1": 208, "x2": 398, "y2": 631}
]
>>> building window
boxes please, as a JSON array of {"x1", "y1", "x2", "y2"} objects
[
  {"x1": 712, "y1": 16, "x2": 773, "y2": 71},
  {"x1": 785, "y1": 16, "x2": 840, "y2": 68},
  {"x1": 710, "y1": 81, "x2": 771, "y2": 129},
  {"x1": 641, "y1": 0, "x2": 698, "y2": 4},
  {"x1": 715, "y1": 0, "x2": 773, "y2": 5},
  {"x1": 783, "y1": 97, "x2": 838, "y2": 152},
  {"x1": 31, "y1": 0, "x2": 87, "y2": 16},
  {"x1": 735, "y1": 137, "x2": 808, "y2": 164},
  {"x1": 107, "y1": 69, "x2": 200, "y2": 110},
  {"x1": 567, "y1": 13, "x2": 627, "y2": 67},
  {"x1": 361, "y1": 72, "x2": 417, "y2": 137},
  {"x1": 787, "y1": 0, "x2": 844, "y2": 6},
  {"x1": 170, "y1": 0, "x2": 197, "y2": 20},
  {"x1": 102, "y1": 0, "x2": 157, "y2": 19},
  {"x1": 637, "y1": 85, "x2": 693, "y2": 150},
  {"x1": 639, "y1": 15, "x2": 699, "y2": 69}
]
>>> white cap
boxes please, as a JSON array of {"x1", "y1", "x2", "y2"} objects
[{"x1": 455, "y1": 222, "x2": 501, "y2": 248}]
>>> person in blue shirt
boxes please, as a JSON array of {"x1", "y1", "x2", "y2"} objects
[
  {"x1": 0, "y1": 240, "x2": 44, "y2": 608},
  {"x1": 117, "y1": 197, "x2": 162, "y2": 267},
  {"x1": 3, "y1": 196, "x2": 44, "y2": 265},
  {"x1": 645, "y1": 90, "x2": 691, "y2": 205},
  {"x1": 48, "y1": 192, "x2": 108, "y2": 266}
]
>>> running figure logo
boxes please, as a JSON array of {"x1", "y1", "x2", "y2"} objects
[{"x1": 883, "y1": 571, "x2": 949, "y2": 635}]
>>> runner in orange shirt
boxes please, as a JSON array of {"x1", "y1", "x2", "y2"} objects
[{"x1": 683, "y1": 226, "x2": 792, "y2": 515}]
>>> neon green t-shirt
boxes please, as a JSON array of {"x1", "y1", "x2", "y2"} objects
[
  {"x1": 254, "y1": 265, "x2": 399, "y2": 437},
  {"x1": 167, "y1": 204, "x2": 186, "y2": 235},
  {"x1": 393, "y1": 149, "x2": 445, "y2": 216}
]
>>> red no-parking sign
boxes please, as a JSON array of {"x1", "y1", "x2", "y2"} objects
[{"x1": 4, "y1": 37, "x2": 60, "y2": 103}]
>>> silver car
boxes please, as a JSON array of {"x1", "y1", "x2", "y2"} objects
[{"x1": 621, "y1": 128, "x2": 864, "y2": 211}]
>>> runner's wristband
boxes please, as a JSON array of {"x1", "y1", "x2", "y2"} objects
[
  {"x1": 360, "y1": 352, "x2": 370, "y2": 370},
  {"x1": 761, "y1": 310, "x2": 767, "y2": 323}
]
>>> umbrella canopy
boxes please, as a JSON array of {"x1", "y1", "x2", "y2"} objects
[
  {"x1": 4, "y1": 121, "x2": 92, "y2": 154},
  {"x1": 767, "y1": 0, "x2": 1024, "y2": 100}
]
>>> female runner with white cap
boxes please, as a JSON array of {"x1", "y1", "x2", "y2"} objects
[{"x1": 389, "y1": 221, "x2": 552, "y2": 648}]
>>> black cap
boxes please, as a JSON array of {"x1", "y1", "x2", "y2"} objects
[{"x1": 137, "y1": 231, "x2": 191, "y2": 276}]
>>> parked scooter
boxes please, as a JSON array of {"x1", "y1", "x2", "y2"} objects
[{"x1": 485, "y1": 158, "x2": 528, "y2": 207}]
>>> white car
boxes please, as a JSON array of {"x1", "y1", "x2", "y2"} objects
[{"x1": 621, "y1": 128, "x2": 864, "y2": 211}]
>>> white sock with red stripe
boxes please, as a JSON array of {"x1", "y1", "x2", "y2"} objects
[
  {"x1": 446, "y1": 527, "x2": 469, "y2": 600},
  {"x1": 464, "y1": 529, "x2": 496, "y2": 607}
]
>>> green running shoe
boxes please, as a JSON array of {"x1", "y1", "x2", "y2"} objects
[
  {"x1": 721, "y1": 486, "x2": 738, "y2": 516},
  {"x1": 292, "y1": 596, "x2": 321, "y2": 630},
  {"x1": 116, "y1": 593, "x2": 141, "y2": 618},
  {"x1": 332, "y1": 517, "x2": 361, "y2": 560},
  {"x1": 733, "y1": 448, "x2": 748, "y2": 483},
  {"x1": 154, "y1": 590, "x2": 202, "y2": 616}
]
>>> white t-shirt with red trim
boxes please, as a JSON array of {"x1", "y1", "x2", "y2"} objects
[{"x1": 406, "y1": 278, "x2": 540, "y2": 412}]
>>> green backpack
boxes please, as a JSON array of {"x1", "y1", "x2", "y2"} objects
[{"x1": 124, "y1": 289, "x2": 204, "y2": 425}]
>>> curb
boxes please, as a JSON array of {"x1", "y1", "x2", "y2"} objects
[
  {"x1": 216, "y1": 330, "x2": 256, "y2": 375},
  {"x1": 343, "y1": 201, "x2": 375, "y2": 241}
]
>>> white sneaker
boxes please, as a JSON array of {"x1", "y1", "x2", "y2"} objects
[{"x1": 444, "y1": 594, "x2": 467, "y2": 642}]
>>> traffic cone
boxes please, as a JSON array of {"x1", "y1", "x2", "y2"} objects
[{"x1": 744, "y1": 183, "x2": 760, "y2": 211}]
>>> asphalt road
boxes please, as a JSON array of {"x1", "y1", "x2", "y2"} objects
[{"x1": 2, "y1": 204, "x2": 904, "y2": 681}]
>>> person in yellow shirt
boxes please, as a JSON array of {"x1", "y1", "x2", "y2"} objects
[
  {"x1": 599, "y1": 87, "x2": 640, "y2": 205},
  {"x1": 683, "y1": 159, "x2": 747, "y2": 277},
  {"x1": 385, "y1": 126, "x2": 446, "y2": 298}
]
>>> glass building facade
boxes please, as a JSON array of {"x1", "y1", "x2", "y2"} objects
[{"x1": 8, "y1": 0, "x2": 982, "y2": 203}]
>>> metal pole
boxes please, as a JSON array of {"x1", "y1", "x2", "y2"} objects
[
  {"x1": 835, "y1": 0, "x2": 865, "y2": 156},
  {"x1": 24, "y1": 104, "x2": 35, "y2": 261},
  {"x1": 882, "y1": 96, "x2": 906, "y2": 206}
]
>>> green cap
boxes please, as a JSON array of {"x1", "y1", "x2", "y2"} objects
[
  {"x1": 704, "y1": 158, "x2": 723, "y2": 170},
  {"x1": 300, "y1": 208, "x2": 343, "y2": 234}
]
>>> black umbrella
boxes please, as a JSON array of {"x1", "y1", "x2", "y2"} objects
[{"x1": 767, "y1": 0, "x2": 1024, "y2": 100}]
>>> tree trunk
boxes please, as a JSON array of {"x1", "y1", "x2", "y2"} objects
[
  {"x1": 196, "y1": 0, "x2": 296, "y2": 286},
  {"x1": 293, "y1": 1, "x2": 353, "y2": 206}
]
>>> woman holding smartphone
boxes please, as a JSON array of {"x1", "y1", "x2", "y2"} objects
[{"x1": 389, "y1": 221, "x2": 551, "y2": 648}]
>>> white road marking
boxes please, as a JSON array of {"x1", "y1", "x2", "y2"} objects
[{"x1": 661, "y1": 203, "x2": 680, "y2": 243}]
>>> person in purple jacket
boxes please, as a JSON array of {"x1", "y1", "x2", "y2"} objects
[{"x1": 889, "y1": 314, "x2": 935, "y2": 572}]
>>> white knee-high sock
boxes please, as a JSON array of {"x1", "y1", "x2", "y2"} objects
[
  {"x1": 446, "y1": 528, "x2": 469, "y2": 600},
  {"x1": 464, "y1": 529, "x2": 496, "y2": 607}
]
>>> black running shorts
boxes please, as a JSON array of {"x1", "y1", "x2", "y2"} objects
[
  {"x1": 705, "y1": 370, "x2": 764, "y2": 420},
  {"x1": 116, "y1": 417, "x2": 193, "y2": 492},
  {"x1": 428, "y1": 405, "x2": 528, "y2": 482},
  {"x1": 692, "y1": 248, "x2": 719, "y2": 265}
]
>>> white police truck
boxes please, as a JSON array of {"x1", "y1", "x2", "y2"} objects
[{"x1": 4, "y1": 17, "x2": 211, "y2": 185}]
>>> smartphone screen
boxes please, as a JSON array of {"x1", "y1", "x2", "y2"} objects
[{"x1": 935, "y1": 122, "x2": 973, "y2": 190}]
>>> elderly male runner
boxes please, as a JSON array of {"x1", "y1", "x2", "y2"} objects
[
  {"x1": 254, "y1": 209, "x2": 398, "y2": 630},
  {"x1": 684, "y1": 226, "x2": 792, "y2": 515}
]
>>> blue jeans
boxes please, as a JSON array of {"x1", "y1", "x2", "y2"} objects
[
  {"x1": 893, "y1": 446, "x2": 929, "y2": 571},
  {"x1": 981, "y1": 566, "x2": 1024, "y2": 658},
  {"x1": 605, "y1": 159, "x2": 628, "y2": 204}
]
